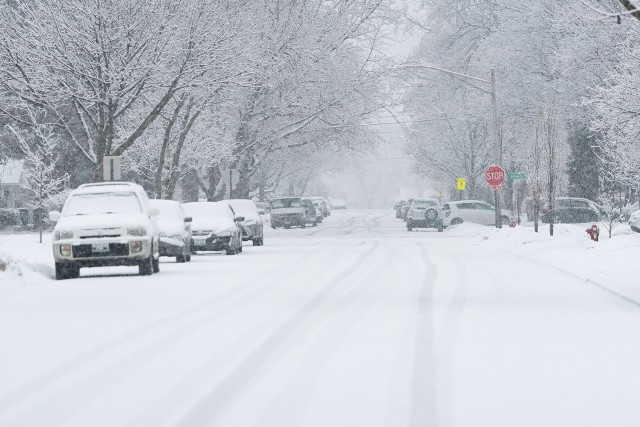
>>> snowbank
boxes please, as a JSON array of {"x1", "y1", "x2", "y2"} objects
[
  {"x1": 0, "y1": 233, "x2": 54, "y2": 287},
  {"x1": 476, "y1": 222, "x2": 640, "y2": 304}
]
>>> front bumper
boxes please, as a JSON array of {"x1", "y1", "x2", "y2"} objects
[
  {"x1": 159, "y1": 237, "x2": 186, "y2": 256},
  {"x1": 191, "y1": 235, "x2": 231, "y2": 251},
  {"x1": 271, "y1": 215, "x2": 305, "y2": 227},
  {"x1": 52, "y1": 237, "x2": 153, "y2": 265}
]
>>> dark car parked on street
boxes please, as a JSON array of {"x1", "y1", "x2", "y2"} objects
[{"x1": 540, "y1": 197, "x2": 605, "y2": 223}]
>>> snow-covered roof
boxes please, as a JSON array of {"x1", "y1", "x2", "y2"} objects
[{"x1": 0, "y1": 160, "x2": 24, "y2": 186}]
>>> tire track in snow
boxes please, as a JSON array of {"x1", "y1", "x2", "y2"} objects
[
  {"x1": 169, "y1": 241, "x2": 381, "y2": 427},
  {"x1": 410, "y1": 244, "x2": 439, "y2": 427},
  {"x1": 0, "y1": 245, "x2": 344, "y2": 423},
  {"x1": 249, "y1": 242, "x2": 398, "y2": 426}
]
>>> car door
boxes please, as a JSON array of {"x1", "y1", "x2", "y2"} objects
[
  {"x1": 474, "y1": 202, "x2": 496, "y2": 225},
  {"x1": 453, "y1": 202, "x2": 474, "y2": 223}
]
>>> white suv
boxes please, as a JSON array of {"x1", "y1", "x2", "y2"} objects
[
  {"x1": 50, "y1": 182, "x2": 160, "y2": 280},
  {"x1": 442, "y1": 200, "x2": 514, "y2": 227}
]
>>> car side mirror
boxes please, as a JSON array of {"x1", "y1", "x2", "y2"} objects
[
  {"x1": 148, "y1": 208, "x2": 160, "y2": 217},
  {"x1": 49, "y1": 211, "x2": 60, "y2": 222},
  {"x1": 184, "y1": 216, "x2": 192, "y2": 223},
  {"x1": 235, "y1": 215, "x2": 245, "y2": 222}
]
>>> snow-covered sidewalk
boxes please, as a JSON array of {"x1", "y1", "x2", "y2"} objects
[{"x1": 472, "y1": 221, "x2": 640, "y2": 304}]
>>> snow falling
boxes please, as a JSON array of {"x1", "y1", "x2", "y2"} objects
[{"x1": 2, "y1": 1, "x2": 640, "y2": 426}]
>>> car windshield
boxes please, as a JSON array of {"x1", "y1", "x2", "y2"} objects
[
  {"x1": 227, "y1": 200, "x2": 258, "y2": 215},
  {"x1": 152, "y1": 202, "x2": 181, "y2": 220},
  {"x1": 271, "y1": 199, "x2": 302, "y2": 208},
  {"x1": 63, "y1": 192, "x2": 142, "y2": 216},
  {"x1": 183, "y1": 202, "x2": 230, "y2": 218}
]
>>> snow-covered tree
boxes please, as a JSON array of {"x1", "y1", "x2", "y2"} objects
[{"x1": 7, "y1": 110, "x2": 68, "y2": 242}]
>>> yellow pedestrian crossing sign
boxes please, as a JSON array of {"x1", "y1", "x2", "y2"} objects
[{"x1": 457, "y1": 178, "x2": 466, "y2": 190}]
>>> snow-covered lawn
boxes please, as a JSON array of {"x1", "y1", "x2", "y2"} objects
[{"x1": 1, "y1": 210, "x2": 640, "y2": 427}]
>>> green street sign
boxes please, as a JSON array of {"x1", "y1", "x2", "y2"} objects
[{"x1": 507, "y1": 173, "x2": 526, "y2": 180}]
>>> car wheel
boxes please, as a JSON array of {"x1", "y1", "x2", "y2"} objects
[
  {"x1": 438, "y1": 222, "x2": 444, "y2": 232},
  {"x1": 186, "y1": 254, "x2": 191, "y2": 262},
  {"x1": 176, "y1": 254, "x2": 186, "y2": 263},
  {"x1": 450, "y1": 218, "x2": 463, "y2": 225},
  {"x1": 139, "y1": 256, "x2": 154, "y2": 276},
  {"x1": 55, "y1": 262, "x2": 79, "y2": 280},
  {"x1": 152, "y1": 257, "x2": 160, "y2": 273},
  {"x1": 226, "y1": 245, "x2": 236, "y2": 255},
  {"x1": 301, "y1": 222, "x2": 306, "y2": 229},
  {"x1": 632, "y1": 226, "x2": 640, "y2": 233},
  {"x1": 238, "y1": 242, "x2": 243, "y2": 253}
]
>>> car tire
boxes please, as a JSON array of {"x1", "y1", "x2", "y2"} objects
[
  {"x1": 176, "y1": 254, "x2": 186, "y2": 263},
  {"x1": 152, "y1": 257, "x2": 160, "y2": 273},
  {"x1": 186, "y1": 254, "x2": 191, "y2": 262},
  {"x1": 438, "y1": 223, "x2": 444, "y2": 232},
  {"x1": 139, "y1": 256, "x2": 154, "y2": 276},
  {"x1": 238, "y1": 242, "x2": 243, "y2": 253},
  {"x1": 55, "y1": 262, "x2": 79, "y2": 280},
  {"x1": 226, "y1": 245, "x2": 236, "y2": 255}
]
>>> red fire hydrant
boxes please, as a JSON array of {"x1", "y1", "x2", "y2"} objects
[
  {"x1": 586, "y1": 224, "x2": 599, "y2": 242},
  {"x1": 509, "y1": 219, "x2": 517, "y2": 228}
]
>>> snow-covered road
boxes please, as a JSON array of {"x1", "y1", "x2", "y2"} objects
[{"x1": 1, "y1": 209, "x2": 640, "y2": 426}]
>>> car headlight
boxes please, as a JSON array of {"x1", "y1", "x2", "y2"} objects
[
  {"x1": 54, "y1": 230, "x2": 73, "y2": 241},
  {"x1": 127, "y1": 227, "x2": 148, "y2": 236}
]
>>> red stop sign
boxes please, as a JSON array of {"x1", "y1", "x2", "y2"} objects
[{"x1": 485, "y1": 165, "x2": 505, "y2": 188}]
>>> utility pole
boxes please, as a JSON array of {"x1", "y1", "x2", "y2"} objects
[
  {"x1": 490, "y1": 69, "x2": 502, "y2": 228},
  {"x1": 392, "y1": 64, "x2": 504, "y2": 228}
]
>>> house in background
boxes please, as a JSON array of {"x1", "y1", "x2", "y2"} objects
[{"x1": 0, "y1": 159, "x2": 27, "y2": 209}]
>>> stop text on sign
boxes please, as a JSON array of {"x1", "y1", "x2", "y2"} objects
[{"x1": 485, "y1": 165, "x2": 506, "y2": 188}]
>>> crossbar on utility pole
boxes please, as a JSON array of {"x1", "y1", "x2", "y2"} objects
[{"x1": 392, "y1": 63, "x2": 503, "y2": 228}]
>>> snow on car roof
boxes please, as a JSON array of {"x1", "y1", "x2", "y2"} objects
[
  {"x1": 183, "y1": 201, "x2": 231, "y2": 217},
  {"x1": 73, "y1": 182, "x2": 144, "y2": 195}
]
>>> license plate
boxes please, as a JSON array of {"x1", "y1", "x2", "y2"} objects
[
  {"x1": 91, "y1": 243, "x2": 109, "y2": 253},
  {"x1": 193, "y1": 239, "x2": 206, "y2": 246}
]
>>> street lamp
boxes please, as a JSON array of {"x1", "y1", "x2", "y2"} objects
[{"x1": 392, "y1": 64, "x2": 503, "y2": 228}]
